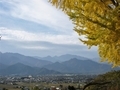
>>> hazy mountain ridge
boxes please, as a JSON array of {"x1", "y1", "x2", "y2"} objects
[
  {"x1": 44, "y1": 58, "x2": 120, "y2": 74},
  {"x1": 0, "y1": 63, "x2": 61, "y2": 75},
  {"x1": 0, "y1": 63, "x2": 8, "y2": 70},
  {"x1": 37, "y1": 54, "x2": 90, "y2": 62},
  {"x1": 0, "y1": 52, "x2": 52, "y2": 67},
  {"x1": 0, "y1": 52, "x2": 119, "y2": 75}
]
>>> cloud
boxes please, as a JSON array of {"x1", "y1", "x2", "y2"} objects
[
  {"x1": 0, "y1": 39, "x2": 98, "y2": 58},
  {"x1": 0, "y1": 27, "x2": 80, "y2": 45},
  {"x1": 0, "y1": 0, "x2": 78, "y2": 42},
  {"x1": 0, "y1": 0, "x2": 73, "y2": 33},
  {"x1": 0, "y1": 0, "x2": 98, "y2": 58},
  {"x1": 0, "y1": 27, "x2": 98, "y2": 58}
]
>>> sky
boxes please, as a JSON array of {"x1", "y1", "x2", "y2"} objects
[{"x1": 0, "y1": 0, "x2": 99, "y2": 58}]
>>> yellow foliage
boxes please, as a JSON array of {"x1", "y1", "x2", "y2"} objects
[{"x1": 49, "y1": 0, "x2": 120, "y2": 67}]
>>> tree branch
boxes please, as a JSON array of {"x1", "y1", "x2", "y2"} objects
[
  {"x1": 83, "y1": 81, "x2": 111, "y2": 90},
  {"x1": 111, "y1": 0, "x2": 119, "y2": 7}
]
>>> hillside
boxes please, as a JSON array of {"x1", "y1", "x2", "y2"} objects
[
  {"x1": 0, "y1": 63, "x2": 61, "y2": 75},
  {"x1": 86, "y1": 70, "x2": 120, "y2": 90},
  {"x1": 0, "y1": 63, "x2": 7, "y2": 70},
  {"x1": 0, "y1": 52, "x2": 52, "y2": 67},
  {"x1": 0, "y1": 52, "x2": 119, "y2": 75},
  {"x1": 44, "y1": 58, "x2": 120, "y2": 74}
]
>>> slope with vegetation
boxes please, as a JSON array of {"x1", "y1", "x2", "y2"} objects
[{"x1": 84, "y1": 70, "x2": 120, "y2": 90}]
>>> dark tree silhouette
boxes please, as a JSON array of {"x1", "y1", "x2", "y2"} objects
[
  {"x1": 83, "y1": 81, "x2": 111, "y2": 90},
  {"x1": 68, "y1": 85, "x2": 76, "y2": 90}
]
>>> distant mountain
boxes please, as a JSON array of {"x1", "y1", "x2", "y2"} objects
[
  {"x1": 92, "y1": 57, "x2": 101, "y2": 62},
  {"x1": 44, "y1": 58, "x2": 120, "y2": 74},
  {"x1": 0, "y1": 52, "x2": 119, "y2": 75},
  {"x1": 43, "y1": 62, "x2": 70, "y2": 73},
  {"x1": 0, "y1": 63, "x2": 7, "y2": 70},
  {"x1": 0, "y1": 52, "x2": 52, "y2": 67},
  {"x1": 38, "y1": 54, "x2": 90, "y2": 62},
  {"x1": 0, "y1": 63, "x2": 61, "y2": 75}
]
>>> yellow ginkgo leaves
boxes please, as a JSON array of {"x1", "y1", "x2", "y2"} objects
[{"x1": 49, "y1": 0, "x2": 120, "y2": 67}]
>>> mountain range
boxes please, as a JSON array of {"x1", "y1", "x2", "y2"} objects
[
  {"x1": 0, "y1": 52, "x2": 52, "y2": 67},
  {"x1": 0, "y1": 63, "x2": 7, "y2": 70},
  {"x1": 0, "y1": 63, "x2": 60, "y2": 75},
  {"x1": 0, "y1": 52, "x2": 119, "y2": 75},
  {"x1": 44, "y1": 58, "x2": 119, "y2": 74},
  {"x1": 35, "y1": 54, "x2": 90, "y2": 62}
]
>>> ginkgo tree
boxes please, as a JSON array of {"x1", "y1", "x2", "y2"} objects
[{"x1": 49, "y1": 0, "x2": 120, "y2": 67}]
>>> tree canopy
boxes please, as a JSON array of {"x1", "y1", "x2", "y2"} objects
[{"x1": 49, "y1": 0, "x2": 120, "y2": 67}]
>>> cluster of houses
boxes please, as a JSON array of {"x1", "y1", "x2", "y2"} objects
[{"x1": 0, "y1": 74, "x2": 96, "y2": 90}]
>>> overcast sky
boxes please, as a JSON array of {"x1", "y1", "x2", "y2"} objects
[{"x1": 0, "y1": 0, "x2": 99, "y2": 58}]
